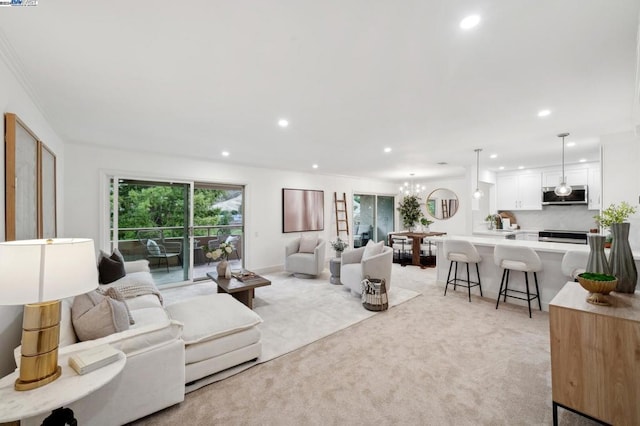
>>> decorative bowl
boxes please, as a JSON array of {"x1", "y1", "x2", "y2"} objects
[{"x1": 577, "y1": 273, "x2": 618, "y2": 306}]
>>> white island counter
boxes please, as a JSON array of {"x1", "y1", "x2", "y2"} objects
[{"x1": 433, "y1": 236, "x2": 640, "y2": 312}]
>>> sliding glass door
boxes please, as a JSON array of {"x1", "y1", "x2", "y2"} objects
[
  {"x1": 353, "y1": 193, "x2": 395, "y2": 247},
  {"x1": 108, "y1": 177, "x2": 245, "y2": 287}
]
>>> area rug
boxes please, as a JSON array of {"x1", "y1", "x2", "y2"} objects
[{"x1": 160, "y1": 266, "x2": 422, "y2": 392}]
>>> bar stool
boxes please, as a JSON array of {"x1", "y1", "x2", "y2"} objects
[
  {"x1": 560, "y1": 250, "x2": 589, "y2": 281},
  {"x1": 494, "y1": 245, "x2": 542, "y2": 318},
  {"x1": 443, "y1": 240, "x2": 483, "y2": 302}
]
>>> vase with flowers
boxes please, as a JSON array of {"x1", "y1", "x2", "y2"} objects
[
  {"x1": 594, "y1": 201, "x2": 638, "y2": 293},
  {"x1": 206, "y1": 241, "x2": 234, "y2": 278},
  {"x1": 330, "y1": 237, "x2": 349, "y2": 258}
]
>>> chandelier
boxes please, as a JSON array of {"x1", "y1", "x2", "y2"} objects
[{"x1": 399, "y1": 173, "x2": 424, "y2": 197}]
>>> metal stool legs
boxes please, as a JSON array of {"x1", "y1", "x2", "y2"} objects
[
  {"x1": 495, "y1": 269, "x2": 542, "y2": 318},
  {"x1": 444, "y1": 260, "x2": 482, "y2": 302}
]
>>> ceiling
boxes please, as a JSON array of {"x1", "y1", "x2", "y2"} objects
[{"x1": 0, "y1": 1, "x2": 638, "y2": 183}]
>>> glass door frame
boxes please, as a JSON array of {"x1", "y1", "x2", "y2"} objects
[
  {"x1": 104, "y1": 174, "x2": 196, "y2": 285},
  {"x1": 352, "y1": 191, "x2": 397, "y2": 246}
]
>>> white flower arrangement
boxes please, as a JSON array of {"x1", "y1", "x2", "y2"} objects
[{"x1": 205, "y1": 242, "x2": 234, "y2": 261}]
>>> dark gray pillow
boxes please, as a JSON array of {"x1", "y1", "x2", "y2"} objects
[{"x1": 98, "y1": 255, "x2": 126, "y2": 284}]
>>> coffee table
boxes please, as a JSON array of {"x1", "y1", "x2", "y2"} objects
[{"x1": 206, "y1": 271, "x2": 271, "y2": 309}]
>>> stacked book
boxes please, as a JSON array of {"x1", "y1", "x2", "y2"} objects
[{"x1": 68, "y1": 344, "x2": 121, "y2": 375}]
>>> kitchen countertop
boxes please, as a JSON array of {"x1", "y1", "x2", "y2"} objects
[{"x1": 446, "y1": 234, "x2": 640, "y2": 259}]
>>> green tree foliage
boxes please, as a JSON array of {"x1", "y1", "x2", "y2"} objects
[{"x1": 115, "y1": 182, "x2": 236, "y2": 239}]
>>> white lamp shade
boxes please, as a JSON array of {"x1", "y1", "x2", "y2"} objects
[{"x1": 0, "y1": 238, "x2": 98, "y2": 305}]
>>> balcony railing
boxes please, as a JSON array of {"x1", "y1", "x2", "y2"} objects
[{"x1": 112, "y1": 225, "x2": 243, "y2": 264}]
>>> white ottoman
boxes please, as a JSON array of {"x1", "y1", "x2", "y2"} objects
[{"x1": 166, "y1": 293, "x2": 263, "y2": 385}]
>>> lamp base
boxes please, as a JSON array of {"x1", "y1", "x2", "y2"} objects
[
  {"x1": 15, "y1": 366, "x2": 61, "y2": 391},
  {"x1": 15, "y1": 300, "x2": 62, "y2": 391}
]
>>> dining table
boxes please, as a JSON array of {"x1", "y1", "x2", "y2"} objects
[{"x1": 389, "y1": 231, "x2": 446, "y2": 268}]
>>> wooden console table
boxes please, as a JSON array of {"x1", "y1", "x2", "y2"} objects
[{"x1": 549, "y1": 281, "x2": 640, "y2": 425}]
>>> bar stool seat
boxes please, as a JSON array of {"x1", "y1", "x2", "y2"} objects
[
  {"x1": 443, "y1": 240, "x2": 483, "y2": 302},
  {"x1": 561, "y1": 250, "x2": 589, "y2": 281},
  {"x1": 494, "y1": 245, "x2": 542, "y2": 318}
]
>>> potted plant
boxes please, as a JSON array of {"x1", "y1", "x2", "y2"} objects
[
  {"x1": 420, "y1": 217, "x2": 434, "y2": 232},
  {"x1": 398, "y1": 195, "x2": 423, "y2": 231},
  {"x1": 330, "y1": 237, "x2": 349, "y2": 258},
  {"x1": 593, "y1": 201, "x2": 638, "y2": 293},
  {"x1": 484, "y1": 214, "x2": 496, "y2": 230}
]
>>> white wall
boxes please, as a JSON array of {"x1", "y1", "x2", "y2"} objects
[
  {"x1": 0, "y1": 54, "x2": 67, "y2": 375},
  {"x1": 64, "y1": 143, "x2": 399, "y2": 271},
  {"x1": 601, "y1": 130, "x2": 640, "y2": 250}
]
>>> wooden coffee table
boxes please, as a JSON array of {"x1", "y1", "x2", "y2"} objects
[{"x1": 206, "y1": 271, "x2": 271, "y2": 310}]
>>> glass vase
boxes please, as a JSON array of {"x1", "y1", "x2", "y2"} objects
[
  {"x1": 608, "y1": 223, "x2": 637, "y2": 293},
  {"x1": 586, "y1": 234, "x2": 610, "y2": 275}
]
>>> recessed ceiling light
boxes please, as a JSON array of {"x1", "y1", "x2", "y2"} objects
[
  {"x1": 221, "y1": 151, "x2": 230, "y2": 157},
  {"x1": 499, "y1": 166, "x2": 505, "y2": 170},
  {"x1": 312, "y1": 164, "x2": 318, "y2": 169},
  {"x1": 566, "y1": 142, "x2": 576, "y2": 147},
  {"x1": 579, "y1": 158, "x2": 587, "y2": 163},
  {"x1": 537, "y1": 109, "x2": 551, "y2": 117},
  {"x1": 460, "y1": 15, "x2": 481, "y2": 30},
  {"x1": 384, "y1": 147, "x2": 392, "y2": 153},
  {"x1": 518, "y1": 166, "x2": 524, "y2": 170},
  {"x1": 490, "y1": 154, "x2": 497, "y2": 159},
  {"x1": 437, "y1": 162, "x2": 448, "y2": 165},
  {"x1": 278, "y1": 119, "x2": 289, "y2": 128}
]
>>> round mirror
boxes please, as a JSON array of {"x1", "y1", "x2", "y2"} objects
[{"x1": 426, "y1": 188, "x2": 459, "y2": 220}]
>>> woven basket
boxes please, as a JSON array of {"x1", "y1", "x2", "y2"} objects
[{"x1": 361, "y1": 277, "x2": 388, "y2": 311}]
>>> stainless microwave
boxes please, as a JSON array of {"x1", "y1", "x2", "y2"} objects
[{"x1": 541, "y1": 185, "x2": 588, "y2": 205}]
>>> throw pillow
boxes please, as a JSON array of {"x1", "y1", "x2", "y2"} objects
[
  {"x1": 298, "y1": 235, "x2": 318, "y2": 253},
  {"x1": 97, "y1": 287, "x2": 135, "y2": 325},
  {"x1": 71, "y1": 290, "x2": 130, "y2": 341},
  {"x1": 98, "y1": 255, "x2": 126, "y2": 284},
  {"x1": 362, "y1": 240, "x2": 384, "y2": 260},
  {"x1": 147, "y1": 239, "x2": 161, "y2": 255}
]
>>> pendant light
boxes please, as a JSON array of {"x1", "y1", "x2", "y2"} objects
[
  {"x1": 472, "y1": 148, "x2": 484, "y2": 199},
  {"x1": 554, "y1": 133, "x2": 572, "y2": 196}
]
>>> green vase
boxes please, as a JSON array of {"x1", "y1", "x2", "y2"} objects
[{"x1": 608, "y1": 223, "x2": 637, "y2": 293}]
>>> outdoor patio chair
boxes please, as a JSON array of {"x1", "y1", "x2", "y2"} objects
[{"x1": 137, "y1": 230, "x2": 182, "y2": 272}]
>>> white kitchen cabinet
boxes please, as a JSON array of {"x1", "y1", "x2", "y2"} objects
[
  {"x1": 497, "y1": 172, "x2": 542, "y2": 210},
  {"x1": 543, "y1": 168, "x2": 588, "y2": 187},
  {"x1": 588, "y1": 167, "x2": 601, "y2": 210}
]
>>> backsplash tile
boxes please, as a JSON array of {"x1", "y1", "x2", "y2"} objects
[{"x1": 505, "y1": 205, "x2": 597, "y2": 231}]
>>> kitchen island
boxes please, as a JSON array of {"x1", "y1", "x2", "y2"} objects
[{"x1": 434, "y1": 236, "x2": 640, "y2": 311}]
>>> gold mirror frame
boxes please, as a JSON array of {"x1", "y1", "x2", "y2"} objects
[
  {"x1": 5, "y1": 113, "x2": 57, "y2": 240},
  {"x1": 426, "y1": 188, "x2": 459, "y2": 220}
]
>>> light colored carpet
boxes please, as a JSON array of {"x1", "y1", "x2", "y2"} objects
[
  {"x1": 161, "y1": 267, "x2": 421, "y2": 392},
  {"x1": 133, "y1": 265, "x2": 596, "y2": 426}
]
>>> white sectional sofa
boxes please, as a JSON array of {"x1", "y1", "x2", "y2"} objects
[{"x1": 17, "y1": 260, "x2": 262, "y2": 426}]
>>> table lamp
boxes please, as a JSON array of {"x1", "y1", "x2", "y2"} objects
[{"x1": 0, "y1": 238, "x2": 98, "y2": 391}]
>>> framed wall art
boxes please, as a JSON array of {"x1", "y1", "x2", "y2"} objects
[
  {"x1": 282, "y1": 188, "x2": 324, "y2": 233},
  {"x1": 5, "y1": 113, "x2": 57, "y2": 240}
]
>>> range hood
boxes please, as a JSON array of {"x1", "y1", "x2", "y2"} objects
[{"x1": 542, "y1": 185, "x2": 588, "y2": 205}]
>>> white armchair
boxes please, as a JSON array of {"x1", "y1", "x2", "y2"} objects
[
  {"x1": 284, "y1": 236, "x2": 327, "y2": 277},
  {"x1": 340, "y1": 243, "x2": 393, "y2": 296}
]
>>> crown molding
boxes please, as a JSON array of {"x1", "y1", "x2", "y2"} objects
[{"x1": 0, "y1": 28, "x2": 51, "y2": 122}]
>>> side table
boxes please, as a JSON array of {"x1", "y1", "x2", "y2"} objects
[
  {"x1": 0, "y1": 350, "x2": 126, "y2": 424},
  {"x1": 329, "y1": 258, "x2": 341, "y2": 285}
]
